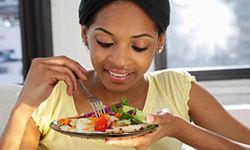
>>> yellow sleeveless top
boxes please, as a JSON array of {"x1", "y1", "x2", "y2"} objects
[{"x1": 32, "y1": 69, "x2": 195, "y2": 150}]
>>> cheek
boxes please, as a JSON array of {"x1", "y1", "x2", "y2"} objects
[
  {"x1": 133, "y1": 52, "x2": 155, "y2": 72},
  {"x1": 90, "y1": 47, "x2": 109, "y2": 69},
  {"x1": 90, "y1": 50, "x2": 103, "y2": 66}
]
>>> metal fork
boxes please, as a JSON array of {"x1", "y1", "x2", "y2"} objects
[{"x1": 78, "y1": 79, "x2": 106, "y2": 117}]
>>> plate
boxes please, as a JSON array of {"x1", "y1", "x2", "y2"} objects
[
  {"x1": 50, "y1": 119, "x2": 158, "y2": 139},
  {"x1": 50, "y1": 101, "x2": 159, "y2": 139}
]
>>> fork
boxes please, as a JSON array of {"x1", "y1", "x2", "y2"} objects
[{"x1": 78, "y1": 79, "x2": 106, "y2": 117}]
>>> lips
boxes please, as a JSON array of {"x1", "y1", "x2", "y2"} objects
[
  {"x1": 105, "y1": 69, "x2": 132, "y2": 83},
  {"x1": 108, "y1": 70, "x2": 129, "y2": 78}
]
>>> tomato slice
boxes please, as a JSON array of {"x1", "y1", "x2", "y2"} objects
[{"x1": 94, "y1": 115, "x2": 108, "y2": 132}]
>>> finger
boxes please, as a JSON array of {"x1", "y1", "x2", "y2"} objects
[
  {"x1": 47, "y1": 64, "x2": 78, "y2": 93},
  {"x1": 147, "y1": 110, "x2": 172, "y2": 125},
  {"x1": 58, "y1": 56, "x2": 88, "y2": 80},
  {"x1": 63, "y1": 57, "x2": 87, "y2": 77},
  {"x1": 72, "y1": 59, "x2": 87, "y2": 74},
  {"x1": 40, "y1": 56, "x2": 87, "y2": 81},
  {"x1": 48, "y1": 70, "x2": 74, "y2": 96}
]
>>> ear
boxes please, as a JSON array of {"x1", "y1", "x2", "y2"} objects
[
  {"x1": 157, "y1": 33, "x2": 166, "y2": 53},
  {"x1": 81, "y1": 25, "x2": 89, "y2": 47}
]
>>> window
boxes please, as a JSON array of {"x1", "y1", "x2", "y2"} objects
[
  {"x1": 0, "y1": 0, "x2": 53, "y2": 84},
  {"x1": 0, "y1": 0, "x2": 23, "y2": 84},
  {"x1": 156, "y1": 0, "x2": 250, "y2": 80}
]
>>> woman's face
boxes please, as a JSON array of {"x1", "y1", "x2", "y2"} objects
[{"x1": 82, "y1": 1, "x2": 164, "y2": 92}]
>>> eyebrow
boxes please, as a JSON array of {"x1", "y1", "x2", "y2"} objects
[
  {"x1": 95, "y1": 28, "x2": 114, "y2": 36},
  {"x1": 94, "y1": 27, "x2": 153, "y2": 39},
  {"x1": 131, "y1": 33, "x2": 153, "y2": 39}
]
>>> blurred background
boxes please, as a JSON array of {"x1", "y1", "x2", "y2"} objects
[
  {"x1": 0, "y1": 0, "x2": 22, "y2": 83},
  {"x1": 0, "y1": 0, "x2": 249, "y2": 106}
]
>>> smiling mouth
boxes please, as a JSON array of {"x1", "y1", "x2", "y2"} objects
[{"x1": 108, "y1": 70, "x2": 129, "y2": 78}]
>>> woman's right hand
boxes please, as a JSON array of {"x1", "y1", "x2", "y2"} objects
[
  {"x1": 17, "y1": 56, "x2": 87, "y2": 108},
  {"x1": 0, "y1": 56, "x2": 86, "y2": 150}
]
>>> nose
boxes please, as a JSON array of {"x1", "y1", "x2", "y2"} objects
[{"x1": 108, "y1": 45, "x2": 131, "y2": 68}]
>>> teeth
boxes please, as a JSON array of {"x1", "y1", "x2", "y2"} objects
[{"x1": 109, "y1": 71, "x2": 128, "y2": 77}]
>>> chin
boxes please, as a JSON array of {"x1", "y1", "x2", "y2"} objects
[{"x1": 104, "y1": 82, "x2": 131, "y2": 93}]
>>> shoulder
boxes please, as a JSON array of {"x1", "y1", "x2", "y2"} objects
[
  {"x1": 146, "y1": 69, "x2": 196, "y2": 120},
  {"x1": 146, "y1": 69, "x2": 196, "y2": 98},
  {"x1": 146, "y1": 69, "x2": 196, "y2": 85}
]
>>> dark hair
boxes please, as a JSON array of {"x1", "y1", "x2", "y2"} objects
[{"x1": 79, "y1": 0, "x2": 170, "y2": 34}]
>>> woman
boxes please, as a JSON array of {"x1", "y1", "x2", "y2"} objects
[{"x1": 1, "y1": 0, "x2": 250, "y2": 149}]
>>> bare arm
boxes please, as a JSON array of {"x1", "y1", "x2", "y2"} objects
[
  {"x1": 188, "y1": 82, "x2": 250, "y2": 144},
  {"x1": 172, "y1": 117, "x2": 247, "y2": 150},
  {"x1": 0, "y1": 56, "x2": 87, "y2": 149},
  {"x1": 105, "y1": 82, "x2": 250, "y2": 149},
  {"x1": 20, "y1": 116, "x2": 41, "y2": 150},
  {"x1": 0, "y1": 104, "x2": 41, "y2": 150},
  {"x1": 0, "y1": 104, "x2": 35, "y2": 150}
]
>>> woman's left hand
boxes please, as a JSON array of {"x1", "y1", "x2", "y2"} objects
[{"x1": 104, "y1": 109, "x2": 182, "y2": 150}]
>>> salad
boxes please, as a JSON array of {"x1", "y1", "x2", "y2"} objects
[{"x1": 53, "y1": 97, "x2": 156, "y2": 134}]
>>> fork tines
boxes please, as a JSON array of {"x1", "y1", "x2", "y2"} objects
[
  {"x1": 78, "y1": 79, "x2": 106, "y2": 118},
  {"x1": 91, "y1": 101, "x2": 106, "y2": 117}
]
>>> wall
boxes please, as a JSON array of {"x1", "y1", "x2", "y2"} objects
[{"x1": 51, "y1": 0, "x2": 92, "y2": 69}]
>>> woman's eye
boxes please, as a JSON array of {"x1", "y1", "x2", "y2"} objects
[
  {"x1": 96, "y1": 39, "x2": 113, "y2": 48},
  {"x1": 131, "y1": 45, "x2": 148, "y2": 52}
]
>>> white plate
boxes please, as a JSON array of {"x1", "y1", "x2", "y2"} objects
[{"x1": 50, "y1": 119, "x2": 158, "y2": 139}]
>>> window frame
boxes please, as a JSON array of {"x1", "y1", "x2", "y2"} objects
[
  {"x1": 19, "y1": 0, "x2": 53, "y2": 79},
  {"x1": 154, "y1": 48, "x2": 250, "y2": 81}
]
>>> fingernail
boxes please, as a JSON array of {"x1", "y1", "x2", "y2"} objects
[
  {"x1": 77, "y1": 68, "x2": 87, "y2": 80},
  {"x1": 80, "y1": 72, "x2": 87, "y2": 80},
  {"x1": 79, "y1": 74, "x2": 87, "y2": 81},
  {"x1": 147, "y1": 115, "x2": 154, "y2": 123},
  {"x1": 79, "y1": 67, "x2": 87, "y2": 74},
  {"x1": 83, "y1": 75, "x2": 87, "y2": 80}
]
